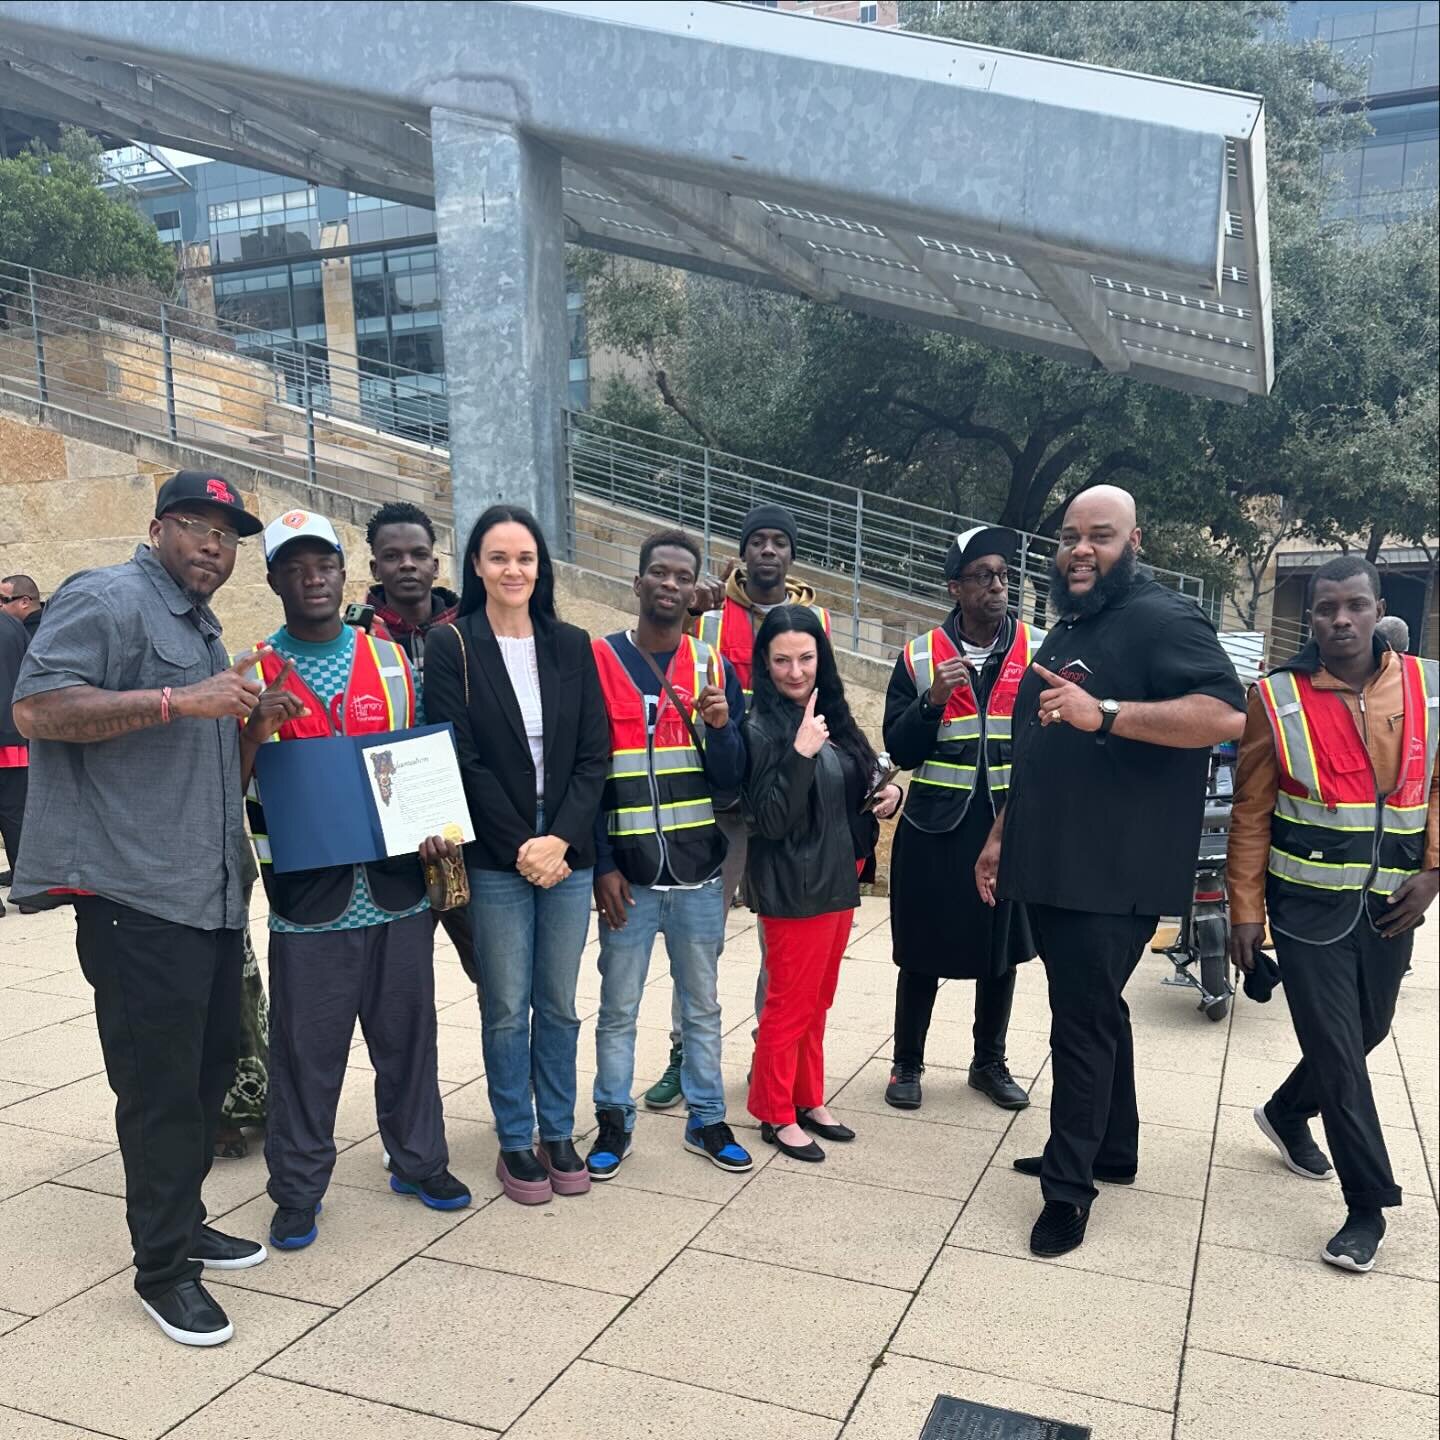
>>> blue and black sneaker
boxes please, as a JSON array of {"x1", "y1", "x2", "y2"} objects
[
  {"x1": 269, "y1": 1199, "x2": 321, "y2": 1250},
  {"x1": 684, "y1": 1119, "x2": 753, "y2": 1173},
  {"x1": 389, "y1": 1167, "x2": 472, "y2": 1211},
  {"x1": 587, "y1": 1107, "x2": 632, "y2": 1180}
]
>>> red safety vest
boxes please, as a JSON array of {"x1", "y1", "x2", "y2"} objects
[
  {"x1": 697, "y1": 596, "x2": 830, "y2": 703},
  {"x1": 901, "y1": 620, "x2": 1039, "y2": 832},
  {"x1": 593, "y1": 635, "x2": 726, "y2": 887}
]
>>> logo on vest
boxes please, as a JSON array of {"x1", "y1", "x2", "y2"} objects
[
  {"x1": 1000, "y1": 660, "x2": 1026, "y2": 686},
  {"x1": 350, "y1": 695, "x2": 386, "y2": 726}
]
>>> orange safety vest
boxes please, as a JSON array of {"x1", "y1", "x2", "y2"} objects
[
  {"x1": 697, "y1": 596, "x2": 830, "y2": 704},
  {"x1": 901, "y1": 620, "x2": 1039, "y2": 832},
  {"x1": 593, "y1": 635, "x2": 726, "y2": 887},
  {"x1": 1256, "y1": 655, "x2": 1437, "y2": 935}
]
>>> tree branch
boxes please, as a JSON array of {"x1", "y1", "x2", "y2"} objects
[
  {"x1": 888, "y1": 396, "x2": 1021, "y2": 465},
  {"x1": 653, "y1": 367, "x2": 714, "y2": 447}
]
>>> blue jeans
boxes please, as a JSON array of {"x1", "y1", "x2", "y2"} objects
[
  {"x1": 468, "y1": 862, "x2": 593, "y2": 1151},
  {"x1": 595, "y1": 878, "x2": 727, "y2": 1130}
]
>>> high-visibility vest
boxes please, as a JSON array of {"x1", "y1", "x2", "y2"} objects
[
  {"x1": 697, "y1": 596, "x2": 830, "y2": 705},
  {"x1": 900, "y1": 620, "x2": 1040, "y2": 833},
  {"x1": 246, "y1": 631, "x2": 423, "y2": 924},
  {"x1": 1256, "y1": 655, "x2": 1438, "y2": 925},
  {"x1": 594, "y1": 634, "x2": 727, "y2": 887}
]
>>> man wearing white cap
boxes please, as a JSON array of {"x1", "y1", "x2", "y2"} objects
[
  {"x1": 882, "y1": 526, "x2": 1042, "y2": 1114},
  {"x1": 245, "y1": 509, "x2": 470, "y2": 1253}
]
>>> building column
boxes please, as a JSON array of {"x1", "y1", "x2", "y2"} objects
[
  {"x1": 319, "y1": 219, "x2": 361, "y2": 417},
  {"x1": 429, "y1": 107, "x2": 568, "y2": 550}
]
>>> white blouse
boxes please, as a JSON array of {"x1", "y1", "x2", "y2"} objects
[{"x1": 495, "y1": 634, "x2": 545, "y2": 802}]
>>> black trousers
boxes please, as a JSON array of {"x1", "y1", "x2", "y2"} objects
[
  {"x1": 75, "y1": 898, "x2": 242, "y2": 1301},
  {"x1": 0, "y1": 765, "x2": 26, "y2": 872},
  {"x1": 265, "y1": 911, "x2": 448, "y2": 1208},
  {"x1": 892, "y1": 967, "x2": 1016, "y2": 1069},
  {"x1": 1270, "y1": 917, "x2": 1412, "y2": 1210},
  {"x1": 1032, "y1": 904, "x2": 1157, "y2": 1209}
]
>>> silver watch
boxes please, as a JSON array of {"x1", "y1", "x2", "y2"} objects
[{"x1": 1098, "y1": 698, "x2": 1120, "y2": 735}]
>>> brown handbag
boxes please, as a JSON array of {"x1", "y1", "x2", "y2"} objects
[{"x1": 422, "y1": 623, "x2": 474, "y2": 912}]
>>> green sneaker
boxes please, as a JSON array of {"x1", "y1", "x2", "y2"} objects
[{"x1": 643, "y1": 1043, "x2": 684, "y2": 1110}]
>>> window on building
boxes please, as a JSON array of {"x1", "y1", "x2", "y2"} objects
[{"x1": 859, "y1": 2, "x2": 879, "y2": 21}]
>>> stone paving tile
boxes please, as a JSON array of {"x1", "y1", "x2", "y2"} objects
[
  {"x1": 1129, "y1": 1017, "x2": 1232, "y2": 1078},
  {"x1": 265, "y1": 1257, "x2": 623, "y2": 1433},
  {"x1": 832, "y1": 1057, "x2": 1014, "y2": 1132},
  {"x1": 0, "y1": 1183, "x2": 130, "y2": 1315},
  {"x1": 949, "y1": 1167, "x2": 1202, "y2": 1290},
  {"x1": 993, "y1": 1104, "x2": 1211, "y2": 1201},
  {"x1": 894, "y1": 1248, "x2": 1189, "y2": 1411},
  {"x1": 166, "y1": 1374, "x2": 499, "y2": 1439},
  {"x1": 0, "y1": 961, "x2": 61, "y2": 988},
  {"x1": 0, "y1": 1078, "x2": 42, "y2": 1109},
  {"x1": 0, "y1": 1123, "x2": 111, "y2": 1201},
  {"x1": 58, "y1": 1138, "x2": 274, "y2": 1219},
  {"x1": 0, "y1": 1307, "x2": 29, "y2": 1336},
  {"x1": 603, "y1": 1110, "x2": 776, "y2": 1203},
  {"x1": 588, "y1": 1249, "x2": 907, "y2": 1421},
  {"x1": 0, "y1": 1409, "x2": 103, "y2": 1439},
  {"x1": 0, "y1": 1074, "x2": 122, "y2": 1143},
  {"x1": 1228, "y1": 1009, "x2": 1405, "y2": 1077},
  {"x1": 918, "y1": 1021, "x2": 1051, "y2": 1086},
  {"x1": 842, "y1": 1355, "x2": 1172, "y2": 1440},
  {"x1": 1028, "y1": 1063, "x2": 1221, "y2": 1133},
  {"x1": 0, "y1": 1271, "x2": 329, "y2": 1440},
  {"x1": 0, "y1": 1020, "x2": 105, "y2": 1087},
  {"x1": 508, "y1": 1360, "x2": 840, "y2": 1440},
  {"x1": 215, "y1": 1183, "x2": 469, "y2": 1308},
  {"x1": 1202, "y1": 1165, "x2": 1439, "y2": 1283},
  {"x1": 1175, "y1": 1348, "x2": 1440, "y2": 1440},
  {"x1": 7, "y1": 968, "x2": 95, "y2": 1004},
  {"x1": 693, "y1": 1167, "x2": 960, "y2": 1290},
  {"x1": 1188, "y1": 1244, "x2": 1440, "y2": 1395},
  {"x1": 1220, "y1": 1054, "x2": 1414, "y2": 1129},
  {"x1": 426, "y1": 1180, "x2": 719, "y2": 1296},
  {"x1": 768, "y1": 1105, "x2": 998, "y2": 1202}
]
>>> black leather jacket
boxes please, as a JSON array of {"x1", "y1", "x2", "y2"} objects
[{"x1": 742, "y1": 705, "x2": 869, "y2": 919}]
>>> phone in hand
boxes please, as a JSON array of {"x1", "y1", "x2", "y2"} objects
[{"x1": 343, "y1": 603, "x2": 375, "y2": 632}]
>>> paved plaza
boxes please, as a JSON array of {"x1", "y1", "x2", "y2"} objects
[{"x1": 0, "y1": 891, "x2": 1435, "y2": 1440}]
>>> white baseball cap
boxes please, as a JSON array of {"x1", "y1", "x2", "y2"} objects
[{"x1": 262, "y1": 509, "x2": 345, "y2": 567}]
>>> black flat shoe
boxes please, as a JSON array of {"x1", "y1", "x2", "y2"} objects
[
  {"x1": 140, "y1": 1279, "x2": 233, "y2": 1346},
  {"x1": 797, "y1": 1109, "x2": 855, "y2": 1142},
  {"x1": 760, "y1": 1122, "x2": 825, "y2": 1162},
  {"x1": 968, "y1": 1060, "x2": 1030, "y2": 1110},
  {"x1": 1030, "y1": 1200, "x2": 1089, "y2": 1257},
  {"x1": 1011, "y1": 1155, "x2": 1135, "y2": 1186}
]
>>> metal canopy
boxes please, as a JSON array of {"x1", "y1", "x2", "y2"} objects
[{"x1": 0, "y1": 0, "x2": 1272, "y2": 401}]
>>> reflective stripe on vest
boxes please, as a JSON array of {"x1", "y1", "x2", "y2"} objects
[
  {"x1": 699, "y1": 597, "x2": 830, "y2": 702},
  {"x1": 1257, "y1": 656, "x2": 1438, "y2": 898},
  {"x1": 904, "y1": 621, "x2": 1036, "y2": 803},
  {"x1": 593, "y1": 634, "x2": 726, "y2": 886}
]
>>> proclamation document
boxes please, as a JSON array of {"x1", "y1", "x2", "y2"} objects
[{"x1": 359, "y1": 727, "x2": 475, "y2": 857}]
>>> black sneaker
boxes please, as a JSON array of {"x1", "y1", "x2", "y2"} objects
[
  {"x1": 390, "y1": 1167, "x2": 472, "y2": 1211},
  {"x1": 1324, "y1": 1209, "x2": 1386, "y2": 1272},
  {"x1": 1254, "y1": 1101, "x2": 1332, "y2": 1180},
  {"x1": 189, "y1": 1224, "x2": 267, "y2": 1270},
  {"x1": 0, "y1": 869, "x2": 11, "y2": 886},
  {"x1": 968, "y1": 1059, "x2": 1030, "y2": 1110},
  {"x1": 1030, "y1": 1200, "x2": 1089, "y2": 1257},
  {"x1": 1012, "y1": 1155, "x2": 1135, "y2": 1186},
  {"x1": 587, "y1": 1107, "x2": 632, "y2": 1180},
  {"x1": 885, "y1": 1063, "x2": 924, "y2": 1110},
  {"x1": 140, "y1": 1278, "x2": 233, "y2": 1346},
  {"x1": 269, "y1": 1200, "x2": 321, "y2": 1250},
  {"x1": 684, "y1": 1119, "x2": 754, "y2": 1173}
]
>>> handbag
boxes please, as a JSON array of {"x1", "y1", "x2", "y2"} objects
[{"x1": 418, "y1": 622, "x2": 474, "y2": 913}]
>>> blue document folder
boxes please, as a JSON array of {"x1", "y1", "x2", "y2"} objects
[{"x1": 252, "y1": 723, "x2": 457, "y2": 873}]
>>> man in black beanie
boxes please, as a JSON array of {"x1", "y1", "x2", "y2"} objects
[{"x1": 639, "y1": 502, "x2": 832, "y2": 1111}]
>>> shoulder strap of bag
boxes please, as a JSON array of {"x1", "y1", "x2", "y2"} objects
[
  {"x1": 445, "y1": 622, "x2": 470, "y2": 708},
  {"x1": 635, "y1": 642, "x2": 707, "y2": 755}
]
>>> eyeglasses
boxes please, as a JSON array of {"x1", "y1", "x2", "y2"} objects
[
  {"x1": 164, "y1": 513, "x2": 244, "y2": 552},
  {"x1": 959, "y1": 567, "x2": 1009, "y2": 589}
]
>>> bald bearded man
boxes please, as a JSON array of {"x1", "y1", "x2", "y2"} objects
[{"x1": 975, "y1": 487, "x2": 1245, "y2": 1257}]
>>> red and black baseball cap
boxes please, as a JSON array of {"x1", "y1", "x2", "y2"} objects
[{"x1": 154, "y1": 469, "x2": 263, "y2": 537}]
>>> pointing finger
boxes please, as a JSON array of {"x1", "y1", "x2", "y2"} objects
[
  {"x1": 229, "y1": 647, "x2": 266, "y2": 675},
  {"x1": 263, "y1": 658, "x2": 296, "y2": 694},
  {"x1": 804, "y1": 689, "x2": 818, "y2": 718},
  {"x1": 1031, "y1": 663, "x2": 1066, "y2": 686}
]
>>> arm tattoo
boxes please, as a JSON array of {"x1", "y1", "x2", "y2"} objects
[{"x1": 15, "y1": 686, "x2": 163, "y2": 743}]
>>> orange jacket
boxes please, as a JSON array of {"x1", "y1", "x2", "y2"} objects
[{"x1": 1227, "y1": 648, "x2": 1440, "y2": 925}]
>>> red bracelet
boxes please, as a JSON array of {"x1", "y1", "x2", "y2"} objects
[{"x1": 160, "y1": 686, "x2": 172, "y2": 724}]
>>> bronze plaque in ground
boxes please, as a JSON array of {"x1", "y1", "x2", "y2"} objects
[{"x1": 921, "y1": 1395, "x2": 1091, "y2": 1440}]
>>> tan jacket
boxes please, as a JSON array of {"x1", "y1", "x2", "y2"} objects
[
  {"x1": 1227, "y1": 649, "x2": 1440, "y2": 925},
  {"x1": 685, "y1": 569, "x2": 824, "y2": 635}
]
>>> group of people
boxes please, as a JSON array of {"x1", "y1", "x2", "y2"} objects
[{"x1": 5, "y1": 468, "x2": 1435, "y2": 1350}]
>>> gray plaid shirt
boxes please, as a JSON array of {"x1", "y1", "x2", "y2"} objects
[{"x1": 11, "y1": 545, "x2": 249, "y2": 931}]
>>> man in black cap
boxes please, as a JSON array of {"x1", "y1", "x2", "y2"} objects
[
  {"x1": 882, "y1": 527, "x2": 1041, "y2": 1114},
  {"x1": 640, "y1": 502, "x2": 830, "y2": 1109},
  {"x1": 10, "y1": 470, "x2": 276, "y2": 1347}
]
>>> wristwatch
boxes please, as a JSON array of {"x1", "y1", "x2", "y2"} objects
[{"x1": 1098, "y1": 698, "x2": 1120, "y2": 735}]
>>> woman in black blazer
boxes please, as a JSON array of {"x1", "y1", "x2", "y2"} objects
[{"x1": 424, "y1": 505, "x2": 609, "y2": 1207}]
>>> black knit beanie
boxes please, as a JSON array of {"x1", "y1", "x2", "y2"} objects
[{"x1": 739, "y1": 503, "x2": 799, "y2": 558}]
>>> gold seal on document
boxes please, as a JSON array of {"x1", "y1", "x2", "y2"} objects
[{"x1": 442, "y1": 822, "x2": 464, "y2": 845}]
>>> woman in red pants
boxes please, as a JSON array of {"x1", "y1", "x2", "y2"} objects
[{"x1": 742, "y1": 607, "x2": 902, "y2": 1160}]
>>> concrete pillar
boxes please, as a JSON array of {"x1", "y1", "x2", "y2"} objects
[
  {"x1": 429, "y1": 107, "x2": 568, "y2": 552},
  {"x1": 319, "y1": 219, "x2": 361, "y2": 416}
]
